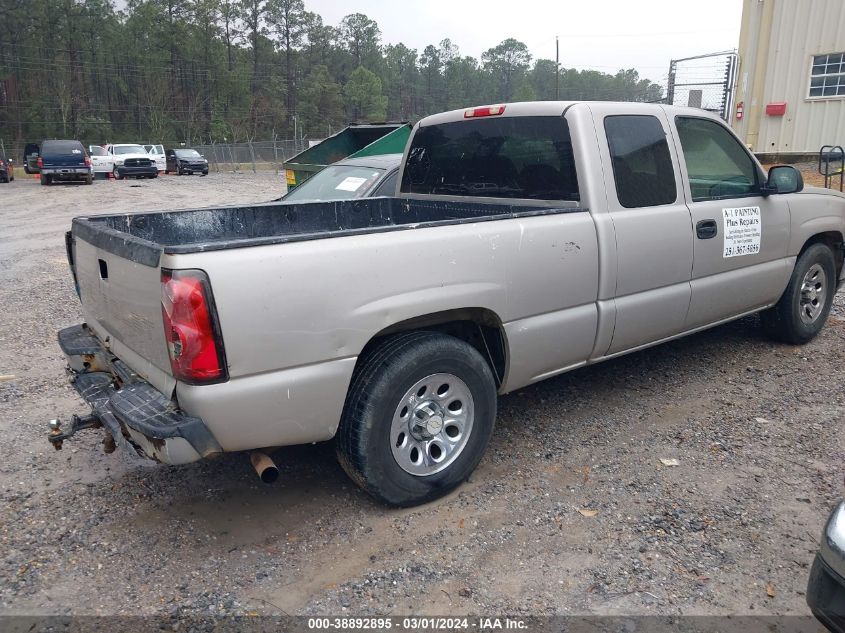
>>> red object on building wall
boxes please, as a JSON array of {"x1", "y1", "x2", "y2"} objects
[
  {"x1": 736, "y1": 101, "x2": 744, "y2": 120},
  {"x1": 766, "y1": 102, "x2": 787, "y2": 116}
]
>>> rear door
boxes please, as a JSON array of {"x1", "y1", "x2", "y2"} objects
[
  {"x1": 670, "y1": 114, "x2": 791, "y2": 329},
  {"x1": 589, "y1": 104, "x2": 694, "y2": 355}
]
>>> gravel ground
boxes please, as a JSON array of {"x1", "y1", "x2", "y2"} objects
[{"x1": 0, "y1": 171, "x2": 843, "y2": 618}]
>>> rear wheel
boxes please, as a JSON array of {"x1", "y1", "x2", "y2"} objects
[
  {"x1": 85, "y1": 175, "x2": 93, "y2": 185},
  {"x1": 761, "y1": 242, "x2": 837, "y2": 344},
  {"x1": 336, "y1": 331, "x2": 497, "y2": 507}
]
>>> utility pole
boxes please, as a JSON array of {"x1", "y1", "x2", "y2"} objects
[
  {"x1": 666, "y1": 59, "x2": 676, "y2": 105},
  {"x1": 555, "y1": 36, "x2": 560, "y2": 100}
]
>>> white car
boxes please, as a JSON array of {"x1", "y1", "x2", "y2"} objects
[
  {"x1": 106, "y1": 144, "x2": 158, "y2": 180},
  {"x1": 87, "y1": 146, "x2": 114, "y2": 179},
  {"x1": 144, "y1": 144, "x2": 166, "y2": 173}
]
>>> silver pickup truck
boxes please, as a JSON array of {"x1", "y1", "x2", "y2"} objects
[{"x1": 51, "y1": 102, "x2": 845, "y2": 506}]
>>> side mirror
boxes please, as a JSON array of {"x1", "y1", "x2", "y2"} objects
[{"x1": 765, "y1": 165, "x2": 804, "y2": 195}]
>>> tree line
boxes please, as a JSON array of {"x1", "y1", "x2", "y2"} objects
[{"x1": 0, "y1": 0, "x2": 665, "y2": 145}]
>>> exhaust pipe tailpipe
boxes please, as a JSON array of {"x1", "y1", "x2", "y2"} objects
[{"x1": 250, "y1": 451, "x2": 279, "y2": 484}]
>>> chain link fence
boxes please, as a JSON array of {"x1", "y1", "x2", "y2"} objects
[
  {"x1": 666, "y1": 51, "x2": 738, "y2": 121},
  {"x1": 191, "y1": 139, "x2": 314, "y2": 173},
  {"x1": 0, "y1": 138, "x2": 317, "y2": 173}
]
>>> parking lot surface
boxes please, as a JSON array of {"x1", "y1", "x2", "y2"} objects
[{"x1": 0, "y1": 172, "x2": 843, "y2": 617}]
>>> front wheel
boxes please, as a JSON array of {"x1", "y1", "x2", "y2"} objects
[
  {"x1": 761, "y1": 243, "x2": 837, "y2": 344},
  {"x1": 336, "y1": 331, "x2": 497, "y2": 507},
  {"x1": 40, "y1": 174, "x2": 50, "y2": 186},
  {"x1": 113, "y1": 167, "x2": 123, "y2": 180}
]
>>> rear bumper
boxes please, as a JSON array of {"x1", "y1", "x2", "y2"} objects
[
  {"x1": 52, "y1": 324, "x2": 221, "y2": 464},
  {"x1": 41, "y1": 167, "x2": 91, "y2": 180}
]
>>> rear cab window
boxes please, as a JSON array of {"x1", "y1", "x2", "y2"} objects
[
  {"x1": 42, "y1": 140, "x2": 86, "y2": 157},
  {"x1": 400, "y1": 116, "x2": 580, "y2": 201}
]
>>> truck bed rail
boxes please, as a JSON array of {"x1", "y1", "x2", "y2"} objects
[{"x1": 71, "y1": 197, "x2": 585, "y2": 267}]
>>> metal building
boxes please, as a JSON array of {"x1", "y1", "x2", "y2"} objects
[{"x1": 733, "y1": 0, "x2": 845, "y2": 158}]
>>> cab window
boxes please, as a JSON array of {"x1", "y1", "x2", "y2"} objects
[
  {"x1": 675, "y1": 117, "x2": 760, "y2": 201},
  {"x1": 604, "y1": 115, "x2": 677, "y2": 208}
]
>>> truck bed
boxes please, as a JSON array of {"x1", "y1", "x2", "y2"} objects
[{"x1": 71, "y1": 197, "x2": 581, "y2": 266}]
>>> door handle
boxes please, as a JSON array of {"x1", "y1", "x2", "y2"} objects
[{"x1": 696, "y1": 219, "x2": 718, "y2": 240}]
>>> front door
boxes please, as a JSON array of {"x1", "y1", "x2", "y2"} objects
[{"x1": 670, "y1": 115, "x2": 791, "y2": 330}]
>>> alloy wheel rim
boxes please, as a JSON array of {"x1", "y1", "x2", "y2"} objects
[
  {"x1": 390, "y1": 373, "x2": 474, "y2": 477},
  {"x1": 799, "y1": 263, "x2": 827, "y2": 325}
]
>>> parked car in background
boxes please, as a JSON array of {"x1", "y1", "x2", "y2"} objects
[
  {"x1": 0, "y1": 156, "x2": 15, "y2": 183},
  {"x1": 106, "y1": 143, "x2": 158, "y2": 180},
  {"x1": 23, "y1": 143, "x2": 40, "y2": 174},
  {"x1": 280, "y1": 154, "x2": 401, "y2": 202},
  {"x1": 144, "y1": 144, "x2": 166, "y2": 172},
  {"x1": 165, "y1": 148, "x2": 208, "y2": 176},
  {"x1": 87, "y1": 146, "x2": 114, "y2": 179},
  {"x1": 38, "y1": 140, "x2": 92, "y2": 186},
  {"x1": 807, "y1": 501, "x2": 845, "y2": 632}
]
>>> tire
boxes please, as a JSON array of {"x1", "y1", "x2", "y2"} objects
[
  {"x1": 149, "y1": 172, "x2": 158, "y2": 179},
  {"x1": 201, "y1": 171, "x2": 208, "y2": 177},
  {"x1": 113, "y1": 167, "x2": 123, "y2": 181},
  {"x1": 336, "y1": 331, "x2": 497, "y2": 507},
  {"x1": 85, "y1": 175, "x2": 93, "y2": 185},
  {"x1": 40, "y1": 174, "x2": 50, "y2": 186},
  {"x1": 761, "y1": 242, "x2": 837, "y2": 344}
]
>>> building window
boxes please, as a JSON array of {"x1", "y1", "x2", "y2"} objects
[{"x1": 809, "y1": 52, "x2": 845, "y2": 98}]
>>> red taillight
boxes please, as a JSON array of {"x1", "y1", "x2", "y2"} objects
[
  {"x1": 37, "y1": 157, "x2": 43, "y2": 168},
  {"x1": 161, "y1": 269, "x2": 227, "y2": 383},
  {"x1": 84, "y1": 156, "x2": 92, "y2": 167},
  {"x1": 464, "y1": 105, "x2": 506, "y2": 118}
]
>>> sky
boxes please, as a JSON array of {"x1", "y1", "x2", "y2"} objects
[{"x1": 306, "y1": 0, "x2": 744, "y2": 86}]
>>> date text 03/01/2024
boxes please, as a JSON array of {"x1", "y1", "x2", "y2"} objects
[{"x1": 306, "y1": 617, "x2": 528, "y2": 630}]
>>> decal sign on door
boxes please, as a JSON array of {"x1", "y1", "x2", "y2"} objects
[{"x1": 722, "y1": 206, "x2": 761, "y2": 258}]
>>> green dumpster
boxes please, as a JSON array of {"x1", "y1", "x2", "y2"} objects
[{"x1": 284, "y1": 122, "x2": 411, "y2": 189}]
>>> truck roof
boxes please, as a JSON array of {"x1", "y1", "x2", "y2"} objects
[{"x1": 418, "y1": 101, "x2": 724, "y2": 127}]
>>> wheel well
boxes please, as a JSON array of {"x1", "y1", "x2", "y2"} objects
[
  {"x1": 358, "y1": 309, "x2": 508, "y2": 387},
  {"x1": 801, "y1": 231, "x2": 844, "y2": 276}
]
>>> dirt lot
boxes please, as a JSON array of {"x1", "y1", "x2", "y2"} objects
[{"x1": 0, "y1": 171, "x2": 843, "y2": 619}]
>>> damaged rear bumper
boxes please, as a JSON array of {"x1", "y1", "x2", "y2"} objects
[{"x1": 51, "y1": 324, "x2": 222, "y2": 464}]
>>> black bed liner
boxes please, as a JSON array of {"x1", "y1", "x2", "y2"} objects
[{"x1": 72, "y1": 197, "x2": 585, "y2": 267}]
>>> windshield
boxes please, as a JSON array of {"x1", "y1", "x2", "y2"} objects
[
  {"x1": 175, "y1": 149, "x2": 202, "y2": 158},
  {"x1": 113, "y1": 145, "x2": 146, "y2": 155},
  {"x1": 284, "y1": 165, "x2": 385, "y2": 201}
]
